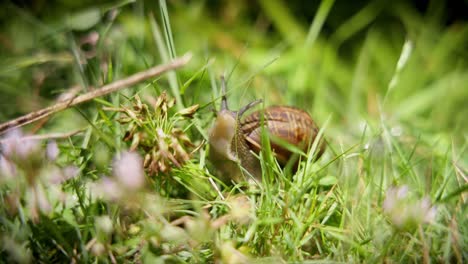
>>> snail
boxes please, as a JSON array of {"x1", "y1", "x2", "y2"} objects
[{"x1": 208, "y1": 76, "x2": 324, "y2": 182}]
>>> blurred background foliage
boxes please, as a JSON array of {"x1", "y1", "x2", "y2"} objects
[
  {"x1": 0, "y1": 0, "x2": 467, "y2": 262},
  {"x1": 1, "y1": 0, "x2": 467, "y2": 141}
]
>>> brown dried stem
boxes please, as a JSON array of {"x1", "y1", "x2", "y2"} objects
[{"x1": 0, "y1": 53, "x2": 192, "y2": 135}]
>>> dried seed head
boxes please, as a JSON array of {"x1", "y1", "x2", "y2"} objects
[
  {"x1": 177, "y1": 104, "x2": 199, "y2": 118},
  {"x1": 105, "y1": 93, "x2": 200, "y2": 176}
]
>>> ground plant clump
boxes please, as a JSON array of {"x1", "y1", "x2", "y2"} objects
[{"x1": 0, "y1": 1, "x2": 466, "y2": 263}]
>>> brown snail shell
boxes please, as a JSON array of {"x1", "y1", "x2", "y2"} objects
[
  {"x1": 241, "y1": 106, "x2": 324, "y2": 165},
  {"x1": 208, "y1": 77, "x2": 324, "y2": 182}
]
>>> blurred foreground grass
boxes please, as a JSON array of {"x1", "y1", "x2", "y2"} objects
[{"x1": 0, "y1": 1, "x2": 467, "y2": 263}]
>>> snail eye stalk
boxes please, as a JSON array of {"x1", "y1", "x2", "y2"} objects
[{"x1": 238, "y1": 100, "x2": 263, "y2": 117}]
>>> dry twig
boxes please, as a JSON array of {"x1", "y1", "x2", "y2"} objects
[{"x1": 0, "y1": 53, "x2": 192, "y2": 135}]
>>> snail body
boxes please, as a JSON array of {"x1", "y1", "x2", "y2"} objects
[{"x1": 209, "y1": 77, "x2": 324, "y2": 182}]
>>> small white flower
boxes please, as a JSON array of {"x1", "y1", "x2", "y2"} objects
[
  {"x1": 91, "y1": 242, "x2": 105, "y2": 256},
  {"x1": 383, "y1": 186, "x2": 407, "y2": 212},
  {"x1": 36, "y1": 186, "x2": 52, "y2": 214},
  {"x1": 112, "y1": 151, "x2": 145, "y2": 190},
  {"x1": 0, "y1": 155, "x2": 16, "y2": 179},
  {"x1": 396, "y1": 185, "x2": 409, "y2": 199},
  {"x1": 95, "y1": 215, "x2": 113, "y2": 235},
  {"x1": 18, "y1": 140, "x2": 40, "y2": 159},
  {"x1": 383, "y1": 186, "x2": 437, "y2": 229},
  {"x1": 1, "y1": 129, "x2": 23, "y2": 157},
  {"x1": 47, "y1": 166, "x2": 79, "y2": 184},
  {"x1": 46, "y1": 141, "x2": 59, "y2": 161},
  {"x1": 28, "y1": 185, "x2": 51, "y2": 216},
  {"x1": 92, "y1": 177, "x2": 123, "y2": 201},
  {"x1": 62, "y1": 166, "x2": 79, "y2": 181},
  {"x1": 1, "y1": 129, "x2": 40, "y2": 160},
  {"x1": 48, "y1": 166, "x2": 65, "y2": 184},
  {"x1": 419, "y1": 197, "x2": 431, "y2": 210},
  {"x1": 416, "y1": 197, "x2": 437, "y2": 223},
  {"x1": 425, "y1": 206, "x2": 437, "y2": 223}
]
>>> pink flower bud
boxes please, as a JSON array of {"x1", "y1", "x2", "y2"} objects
[{"x1": 112, "y1": 151, "x2": 145, "y2": 190}]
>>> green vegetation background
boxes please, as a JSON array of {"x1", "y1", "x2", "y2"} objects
[{"x1": 0, "y1": 0, "x2": 466, "y2": 263}]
